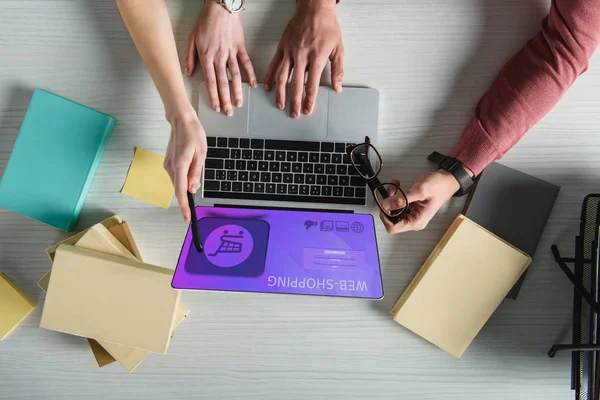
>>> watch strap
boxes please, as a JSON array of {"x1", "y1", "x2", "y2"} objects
[
  {"x1": 427, "y1": 151, "x2": 476, "y2": 197},
  {"x1": 205, "y1": 0, "x2": 245, "y2": 13}
]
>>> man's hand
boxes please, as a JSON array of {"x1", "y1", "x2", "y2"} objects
[
  {"x1": 163, "y1": 112, "x2": 208, "y2": 222},
  {"x1": 264, "y1": 0, "x2": 343, "y2": 119},
  {"x1": 379, "y1": 171, "x2": 460, "y2": 234},
  {"x1": 186, "y1": 1, "x2": 257, "y2": 116}
]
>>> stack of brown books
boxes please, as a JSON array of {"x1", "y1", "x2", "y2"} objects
[{"x1": 38, "y1": 216, "x2": 188, "y2": 372}]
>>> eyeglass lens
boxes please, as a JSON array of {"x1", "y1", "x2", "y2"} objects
[
  {"x1": 374, "y1": 183, "x2": 407, "y2": 217},
  {"x1": 350, "y1": 144, "x2": 382, "y2": 180}
]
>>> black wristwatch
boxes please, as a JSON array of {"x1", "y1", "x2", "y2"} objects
[{"x1": 427, "y1": 151, "x2": 476, "y2": 197}]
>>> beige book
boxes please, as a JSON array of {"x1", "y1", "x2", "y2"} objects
[
  {"x1": 75, "y1": 223, "x2": 187, "y2": 371},
  {"x1": 0, "y1": 273, "x2": 35, "y2": 340},
  {"x1": 40, "y1": 281, "x2": 189, "y2": 372},
  {"x1": 40, "y1": 217, "x2": 142, "y2": 292},
  {"x1": 75, "y1": 224, "x2": 137, "y2": 261},
  {"x1": 45, "y1": 216, "x2": 142, "y2": 263},
  {"x1": 99, "y1": 306, "x2": 189, "y2": 373},
  {"x1": 40, "y1": 219, "x2": 188, "y2": 369},
  {"x1": 41, "y1": 245, "x2": 180, "y2": 354},
  {"x1": 46, "y1": 215, "x2": 124, "y2": 262},
  {"x1": 392, "y1": 214, "x2": 531, "y2": 358},
  {"x1": 40, "y1": 217, "x2": 142, "y2": 367}
]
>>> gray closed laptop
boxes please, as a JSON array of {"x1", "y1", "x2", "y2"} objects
[
  {"x1": 463, "y1": 162, "x2": 560, "y2": 299},
  {"x1": 196, "y1": 83, "x2": 380, "y2": 212}
]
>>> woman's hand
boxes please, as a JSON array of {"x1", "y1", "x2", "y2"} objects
[
  {"x1": 264, "y1": 0, "x2": 343, "y2": 119},
  {"x1": 163, "y1": 111, "x2": 208, "y2": 222},
  {"x1": 379, "y1": 171, "x2": 461, "y2": 234},
  {"x1": 185, "y1": 1, "x2": 257, "y2": 116}
]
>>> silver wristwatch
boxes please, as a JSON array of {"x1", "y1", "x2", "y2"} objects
[{"x1": 205, "y1": 0, "x2": 245, "y2": 13}]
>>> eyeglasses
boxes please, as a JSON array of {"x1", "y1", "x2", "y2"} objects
[{"x1": 346, "y1": 137, "x2": 410, "y2": 224}]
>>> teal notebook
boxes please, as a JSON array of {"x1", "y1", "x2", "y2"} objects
[{"x1": 0, "y1": 89, "x2": 115, "y2": 231}]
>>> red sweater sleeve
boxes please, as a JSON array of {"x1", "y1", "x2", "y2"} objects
[{"x1": 451, "y1": 0, "x2": 600, "y2": 176}]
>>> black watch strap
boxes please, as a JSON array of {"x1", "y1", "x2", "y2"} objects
[{"x1": 427, "y1": 151, "x2": 476, "y2": 197}]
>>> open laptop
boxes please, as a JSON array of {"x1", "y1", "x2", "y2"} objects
[{"x1": 196, "y1": 83, "x2": 380, "y2": 212}]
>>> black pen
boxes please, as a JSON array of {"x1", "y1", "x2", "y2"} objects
[{"x1": 187, "y1": 191, "x2": 203, "y2": 253}]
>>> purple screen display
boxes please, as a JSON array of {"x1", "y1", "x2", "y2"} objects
[{"x1": 172, "y1": 207, "x2": 384, "y2": 299}]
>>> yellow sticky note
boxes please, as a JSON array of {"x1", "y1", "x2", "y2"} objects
[
  {"x1": 121, "y1": 148, "x2": 174, "y2": 209},
  {"x1": 0, "y1": 272, "x2": 35, "y2": 340}
]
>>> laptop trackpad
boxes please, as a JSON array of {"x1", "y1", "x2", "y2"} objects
[
  {"x1": 197, "y1": 83, "x2": 250, "y2": 137},
  {"x1": 248, "y1": 87, "x2": 328, "y2": 140}
]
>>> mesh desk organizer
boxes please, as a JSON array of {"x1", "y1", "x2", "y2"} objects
[{"x1": 549, "y1": 194, "x2": 600, "y2": 400}]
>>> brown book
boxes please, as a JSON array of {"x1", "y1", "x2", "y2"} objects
[
  {"x1": 41, "y1": 285, "x2": 188, "y2": 371},
  {"x1": 40, "y1": 217, "x2": 142, "y2": 292},
  {"x1": 40, "y1": 217, "x2": 140, "y2": 367},
  {"x1": 40, "y1": 218, "x2": 188, "y2": 369},
  {"x1": 73, "y1": 224, "x2": 187, "y2": 371},
  {"x1": 41, "y1": 245, "x2": 181, "y2": 354},
  {"x1": 45, "y1": 215, "x2": 142, "y2": 263},
  {"x1": 87, "y1": 339, "x2": 115, "y2": 368},
  {"x1": 392, "y1": 215, "x2": 531, "y2": 358},
  {"x1": 99, "y1": 305, "x2": 189, "y2": 373},
  {"x1": 75, "y1": 224, "x2": 137, "y2": 261}
]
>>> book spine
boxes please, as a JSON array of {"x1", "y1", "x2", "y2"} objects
[{"x1": 67, "y1": 117, "x2": 116, "y2": 231}]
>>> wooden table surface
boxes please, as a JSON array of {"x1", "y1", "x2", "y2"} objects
[{"x1": 1, "y1": 1, "x2": 599, "y2": 399}]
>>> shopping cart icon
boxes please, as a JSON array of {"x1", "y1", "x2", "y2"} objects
[
  {"x1": 208, "y1": 230, "x2": 245, "y2": 257},
  {"x1": 186, "y1": 219, "x2": 269, "y2": 277}
]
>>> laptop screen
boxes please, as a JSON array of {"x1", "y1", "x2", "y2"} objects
[{"x1": 172, "y1": 206, "x2": 383, "y2": 299}]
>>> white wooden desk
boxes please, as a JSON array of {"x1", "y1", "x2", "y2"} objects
[{"x1": 1, "y1": 1, "x2": 599, "y2": 399}]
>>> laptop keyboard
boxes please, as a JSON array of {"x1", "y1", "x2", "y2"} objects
[{"x1": 203, "y1": 137, "x2": 368, "y2": 205}]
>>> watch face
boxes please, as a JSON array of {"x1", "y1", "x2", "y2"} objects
[{"x1": 224, "y1": 0, "x2": 244, "y2": 12}]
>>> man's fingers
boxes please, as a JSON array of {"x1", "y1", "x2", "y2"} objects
[
  {"x1": 185, "y1": 34, "x2": 196, "y2": 77},
  {"x1": 199, "y1": 55, "x2": 220, "y2": 113},
  {"x1": 215, "y1": 58, "x2": 233, "y2": 116},
  {"x1": 238, "y1": 49, "x2": 257, "y2": 88},
  {"x1": 289, "y1": 59, "x2": 307, "y2": 119},
  {"x1": 385, "y1": 179, "x2": 401, "y2": 199},
  {"x1": 302, "y1": 59, "x2": 325, "y2": 115},
  {"x1": 384, "y1": 215, "x2": 416, "y2": 234},
  {"x1": 379, "y1": 210, "x2": 411, "y2": 234},
  {"x1": 384, "y1": 184, "x2": 424, "y2": 216},
  {"x1": 330, "y1": 46, "x2": 344, "y2": 92},
  {"x1": 386, "y1": 184, "x2": 397, "y2": 197},
  {"x1": 228, "y1": 54, "x2": 243, "y2": 108},
  {"x1": 264, "y1": 48, "x2": 283, "y2": 91},
  {"x1": 379, "y1": 205, "x2": 423, "y2": 234},
  {"x1": 275, "y1": 57, "x2": 292, "y2": 111},
  {"x1": 381, "y1": 193, "x2": 408, "y2": 213},
  {"x1": 404, "y1": 185, "x2": 425, "y2": 205},
  {"x1": 174, "y1": 164, "x2": 191, "y2": 223}
]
